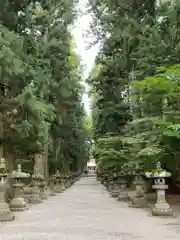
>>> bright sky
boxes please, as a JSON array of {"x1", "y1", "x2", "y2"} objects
[{"x1": 72, "y1": 0, "x2": 100, "y2": 115}]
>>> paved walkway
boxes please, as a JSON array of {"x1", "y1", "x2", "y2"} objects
[{"x1": 0, "y1": 177, "x2": 180, "y2": 239}]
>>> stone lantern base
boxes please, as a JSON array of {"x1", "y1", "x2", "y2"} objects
[
  {"x1": 107, "y1": 185, "x2": 113, "y2": 192},
  {"x1": 0, "y1": 211, "x2": 15, "y2": 221},
  {"x1": 55, "y1": 188, "x2": 62, "y2": 193},
  {"x1": 49, "y1": 190, "x2": 56, "y2": 196},
  {"x1": 103, "y1": 180, "x2": 108, "y2": 186},
  {"x1": 31, "y1": 195, "x2": 42, "y2": 204},
  {"x1": 118, "y1": 190, "x2": 129, "y2": 201},
  {"x1": 129, "y1": 196, "x2": 148, "y2": 208},
  {"x1": 64, "y1": 180, "x2": 69, "y2": 189},
  {"x1": 49, "y1": 183, "x2": 56, "y2": 196},
  {"x1": 0, "y1": 202, "x2": 15, "y2": 221},
  {"x1": 40, "y1": 192, "x2": 46, "y2": 200},
  {"x1": 152, "y1": 203, "x2": 173, "y2": 216},
  {"x1": 10, "y1": 197, "x2": 28, "y2": 211},
  {"x1": 40, "y1": 188, "x2": 48, "y2": 200},
  {"x1": 55, "y1": 182, "x2": 66, "y2": 193},
  {"x1": 31, "y1": 186, "x2": 42, "y2": 204},
  {"x1": 129, "y1": 186, "x2": 148, "y2": 208},
  {"x1": 109, "y1": 181, "x2": 120, "y2": 198},
  {"x1": 110, "y1": 187, "x2": 121, "y2": 198},
  {"x1": 107, "y1": 181, "x2": 113, "y2": 192}
]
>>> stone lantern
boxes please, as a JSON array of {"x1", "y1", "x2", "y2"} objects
[
  {"x1": 96, "y1": 168, "x2": 100, "y2": 181},
  {"x1": 117, "y1": 170, "x2": 129, "y2": 202},
  {"x1": 69, "y1": 172, "x2": 75, "y2": 186},
  {"x1": 107, "y1": 173, "x2": 114, "y2": 192},
  {"x1": 72, "y1": 172, "x2": 77, "y2": 184},
  {"x1": 98, "y1": 170, "x2": 104, "y2": 184},
  {"x1": 129, "y1": 168, "x2": 148, "y2": 208},
  {"x1": 110, "y1": 173, "x2": 121, "y2": 198},
  {"x1": 54, "y1": 170, "x2": 65, "y2": 193},
  {"x1": 49, "y1": 175, "x2": 56, "y2": 196},
  {"x1": 30, "y1": 165, "x2": 43, "y2": 203},
  {"x1": 145, "y1": 161, "x2": 173, "y2": 216},
  {"x1": 64, "y1": 173, "x2": 70, "y2": 189},
  {"x1": 38, "y1": 173, "x2": 48, "y2": 200},
  {"x1": 10, "y1": 164, "x2": 30, "y2": 211},
  {"x1": 0, "y1": 158, "x2": 15, "y2": 221}
]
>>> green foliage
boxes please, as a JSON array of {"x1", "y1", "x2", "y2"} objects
[
  {"x1": 88, "y1": 0, "x2": 180, "y2": 180},
  {"x1": 0, "y1": 0, "x2": 90, "y2": 173}
]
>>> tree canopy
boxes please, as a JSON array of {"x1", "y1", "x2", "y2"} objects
[
  {"x1": 0, "y1": 0, "x2": 91, "y2": 174},
  {"x1": 88, "y1": 0, "x2": 180, "y2": 181}
]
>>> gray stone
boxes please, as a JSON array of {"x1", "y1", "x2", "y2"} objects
[
  {"x1": 30, "y1": 182, "x2": 42, "y2": 204},
  {"x1": 55, "y1": 181, "x2": 65, "y2": 193},
  {"x1": 129, "y1": 186, "x2": 148, "y2": 208},
  {"x1": 110, "y1": 182, "x2": 121, "y2": 198},
  {"x1": 118, "y1": 190, "x2": 129, "y2": 202}
]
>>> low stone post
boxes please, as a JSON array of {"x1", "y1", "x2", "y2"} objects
[
  {"x1": 10, "y1": 164, "x2": 30, "y2": 211},
  {"x1": 0, "y1": 158, "x2": 15, "y2": 221},
  {"x1": 145, "y1": 161, "x2": 173, "y2": 216}
]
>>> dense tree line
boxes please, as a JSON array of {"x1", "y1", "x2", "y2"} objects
[
  {"x1": 0, "y1": 0, "x2": 91, "y2": 175},
  {"x1": 88, "y1": 0, "x2": 180, "y2": 183}
]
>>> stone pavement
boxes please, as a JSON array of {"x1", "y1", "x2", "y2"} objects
[{"x1": 0, "y1": 177, "x2": 180, "y2": 240}]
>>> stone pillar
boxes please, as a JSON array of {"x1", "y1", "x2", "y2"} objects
[
  {"x1": 10, "y1": 164, "x2": 30, "y2": 211},
  {"x1": 31, "y1": 179, "x2": 42, "y2": 203},
  {"x1": 145, "y1": 161, "x2": 173, "y2": 217},
  {"x1": 110, "y1": 180, "x2": 121, "y2": 198},
  {"x1": 30, "y1": 162, "x2": 42, "y2": 204},
  {"x1": 35, "y1": 152, "x2": 49, "y2": 197},
  {"x1": 34, "y1": 154, "x2": 44, "y2": 175},
  {"x1": 129, "y1": 174, "x2": 148, "y2": 208},
  {"x1": 152, "y1": 177, "x2": 173, "y2": 216},
  {"x1": 49, "y1": 176, "x2": 56, "y2": 196},
  {"x1": 117, "y1": 176, "x2": 129, "y2": 202}
]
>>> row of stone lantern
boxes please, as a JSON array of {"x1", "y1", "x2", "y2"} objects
[
  {"x1": 0, "y1": 158, "x2": 80, "y2": 222},
  {"x1": 98, "y1": 161, "x2": 173, "y2": 217}
]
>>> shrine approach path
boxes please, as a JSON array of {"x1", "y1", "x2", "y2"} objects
[{"x1": 0, "y1": 176, "x2": 180, "y2": 239}]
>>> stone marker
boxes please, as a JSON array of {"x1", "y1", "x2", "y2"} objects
[
  {"x1": 145, "y1": 161, "x2": 173, "y2": 216},
  {"x1": 10, "y1": 164, "x2": 30, "y2": 211}
]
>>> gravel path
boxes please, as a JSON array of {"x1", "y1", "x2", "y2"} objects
[{"x1": 0, "y1": 177, "x2": 180, "y2": 239}]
